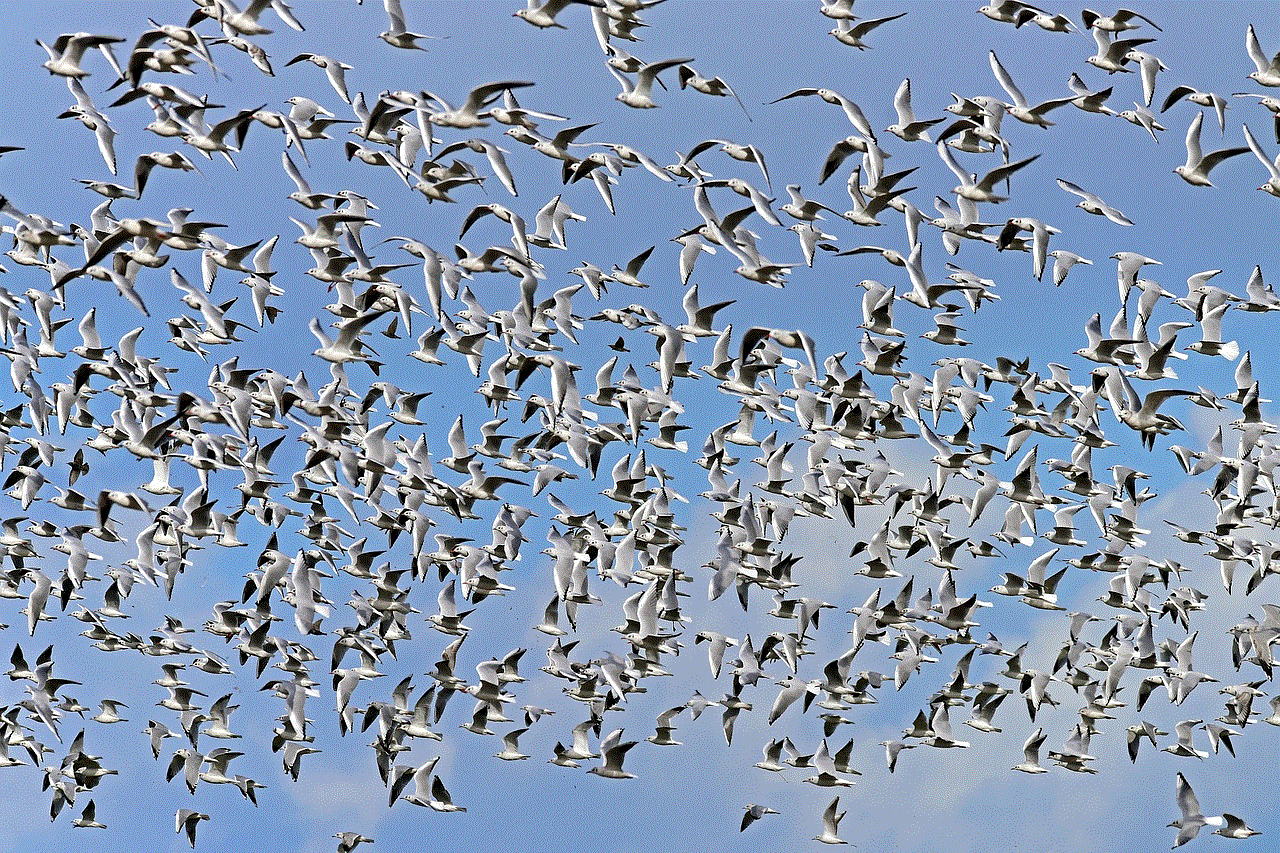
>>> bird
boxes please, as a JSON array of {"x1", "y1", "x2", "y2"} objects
[
  {"x1": 1056, "y1": 178, "x2": 1133, "y2": 225},
  {"x1": 1161, "y1": 85, "x2": 1229, "y2": 132},
  {"x1": 676, "y1": 65, "x2": 752, "y2": 120},
  {"x1": 1012, "y1": 727, "x2": 1049, "y2": 773},
  {"x1": 989, "y1": 51, "x2": 1076, "y2": 126},
  {"x1": 1242, "y1": 123, "x2": 1280, "y2": 196},
  {"x1": 814, "y1": 796, "x2": 848, "y2": 845},
  {"x1": 770, "y1": 87, "x2": 878, "y2": 140},
  {"x1": 175, "y1": 809, "x2": 208, "y2": 849},
  {"x1": 514, "y1": 0, "x2": 605, "y2": 29},
  {"x1": 888, "y1": 78, "x2": 944, "y2": 141},
  {"x1": 740, "y1": 803, "x2": 779, "y2": 831},
  {"x1": 610, "y1": 57, "x2": 693, "y2": 109},
  {"x1": 1174, "y1": 111, "x2": 1249, "y2": 186},
  {"x1": 379, "y1": 0, "x2": 437, "y2": 49},
  {"x1": 587, "y1": 728, "x2": 637, "y2": 779},
  {"x1": 938, "y1": 141, "x2": 1041, "y2": 203},
  {"x1": 828, "y1": 12, "x2": 906, "y2": 50},
  {"x1": 1246, "y1": 24, "x2": 1280, "y2": 87},
  {"x1": 37, "y1": 32, "x2": 124, "y2": 78}
]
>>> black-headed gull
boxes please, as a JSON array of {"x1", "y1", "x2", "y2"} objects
[
  {"x1": 676, "y1": 65, "x2": 752, "y2": 120},
  {"x1": 888, "y1": 78, "x2": 943, "y2": 141},
  {"x1": 515, "y1": 0, "x2": 605, "y2": 29},
  {"x1": 1247, "y1": 23, "x2": 1280, "y2": 86},
  {"x1": 1242, "y1": 123, "x2": 1280, "y2": 196},
  {"x1": 1119, "y1": 102, "x2": 1165, "y2": 140},
  {"x1": 1067, "y1": 72, "x2": 1117, "y2": 115},
  {"x1": 1161, "y1": 85, "x2": 1228, "y2": 131},
  {"x1": 828, "y1": 12, "x2": 905, "y2": 50},
  {"x1": 1174, "y1": 111, "x2": 1249, "y2": 186},
  {"x1": 978, "y1": 1, "x2": 1042, "y2": 26},
  {"x1": 37, "y1": 32, "x2": 124, "y2": 78},
  {"x1": 938, "y1": 139, "x2": 1040, "y2": 203},
  {"x1": 1124, "y1": 48, "x2": 1168, "y2": 106},
  {"x1": 1082, "y1": 8, "x2": 1161, "y2": 32},
  {"x1": 740, "y1": 803, "x2": 779, "y2": 832},
  {"x1": 770, "y1": 87, "x2": 877, "y2": 140},
  {"x1": 611, "y1": 57, "x2": 692, "y2": 109},
  {"x1": 379, "y1": 0, "x2": 436, "y2": 49},
  {"x1": 814, "y1": 796, "x2": 848, "y2": 845},
  {"x1": 1086, "y1": 29, "x2": 1153, "y2": 73},
  {"x1": 989, "y1": 50, "x2": 1075, "y2": 126},
  {"x1": 1057, "y1": 178, "x2": 1133, "y2": 225}
]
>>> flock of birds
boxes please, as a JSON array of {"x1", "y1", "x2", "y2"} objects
[{"x1": 0, "y1": 0, "x2": 1278, "y2": 849}]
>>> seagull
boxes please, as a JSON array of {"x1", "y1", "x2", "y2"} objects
[
  {"x1": 1124, "y1": 48, "x2": 1168, "y2": 107},
  {"x1": 285, "y1": 53, "x2": 353, "y2": 103},
  {"x1": 676, "y1": 65, "x2": 752, "y2": 121},
  {"x1": 770, "y1": 87, "x2": 878, "y2": 140},
  {"x1": 1011, "y1": 726, "x2": 1049, "y2": 773},
  {"x1": 1242, "y1": 123, "x2": 1280, "y2": 196},
  {"x1": 1082, "y1": 8, "x2": 1162, "y2": 32},
  {"x1": 828, "y1": 12, "x2": 906, "y2": 50},
  {"x1": 938, "y1": 140, "x2": 1040, "y2": 203},
  {"x1": 1119, "y1": 102, "x2": 1166, "y2": 141},
  {"x1": 587, "y1": 727, "x2": 637, "y2": 778},
  {"x1": 378, "y1": 0, "x2": 437, "y2": 48},
  {"x1": 1247, "y1": 24, "x2": 1280, "y2": 87},
  {"x1": 1171, "y1": 772, "x2": 1224, "y2": 846},
  {"x1": 610, "y1": 57, "x2": 693, "y2": 109},
  {"x1": 37, "y1": 32, "x2": 124, "y2": 78},
  {"x1": 1214, "y1": 814, "x2": 1262, "y2": 840},
  {"x1": 814, "y1": 796, "x2": 848, "y2": 845},
  {"x1": 1174, "y1": 112, "x2": 1249, "y2": 186},
  {"x1": 59, "y1": 79, "x2": 117, "y2": 174},
  {"x1": 1232, "y1": 92, "x2": 1280, "y2": 143},
  {"x1": 740, "y1": 803, "x2": 780, "y2": 832},
  {"x1": 682, "y1": 139, "x2": 771, "y2": 189},
  {"x1": 888, "y1": 78, "x2": 944, "y2": 141},
  {"x1": 427, "y1": 81, "x2": 535, "y2": 129},
  {"x1": 1161, "y1": 85, "x2": 1229, "y2": 132},
  {"x1": 989, "y1": 50, "x2": 1076, "y2": 126},
  {"x1": 175, "y1": 809, "x2": 208, "y2": 849},
  {"x1": 1056, "y1": 178, "x2": 1133, "y2": 225},
  {"x1": 514, "y1": 0, "x2": 605, "y2": 29},
  {"x1": 1086, "y1": 29, "x2": 1154, "y2": 73}
]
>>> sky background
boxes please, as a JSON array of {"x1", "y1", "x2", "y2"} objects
[{"x1": 0, "y1": 2, "x2": 1276, "y2": 852}]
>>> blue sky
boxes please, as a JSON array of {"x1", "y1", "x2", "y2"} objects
[{"x1": 0, "y1": 2, "x2": 1276, "y2": 852}]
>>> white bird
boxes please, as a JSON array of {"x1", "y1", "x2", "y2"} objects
[
  {"x1": 514, "y1": 0, "x2": 604, "y2": 29},
  {"x1": 938, "y1": 140, "x2": 1040, "y2": 203},
  {"x1": 888, "y1": 78, "x2": 943, "y2": 141},
  {"x1": 380, "y1": 0, "x2": 436, "y2": 49},
  {"x1": 1247, "y1": 23, "x2": 1280, "y2": 87},
  {"x1": 814, "y1": 796, "x2": 848, "y2": 845},
  {"x1": 309, "y1": 312, "x2": 383, "y2": 369},
  {"x1": 989, "y1": 50, "x2": 1076, "y2": 126},
  {"x1": 1082, "y1": 8, "x2": 1162, "y2": 32},
  {"x1": 610, "y1": 57, "x2": 693, "y2": 109},
  {"x1": 1242, "y1": 123, "x2": 1280, "y2": 196},
  {"x1": 587, "y1": 727, "x2": 637, "y2": 778},
  {"x1": 427, "y1": 81, "x2": 535, "y2": 129},
  {"x1": 828, "y1": 12, "x2": 906, "y2": 50},
  {"x1": 1056, "y1": 178, "x2": 1133, "y2": 225},
  {"x1": 1171, "y1": 772, "x2": 1225, "y2": 846},
  {"x1": 770, "y1": 87, "x2": 878, "y2": 140},
  {"x1": 1161, "y1": 85, "x2": 1229, "y2": 132},
  {"x1": 1174, "y1": 111, "x2": 1249, "y2": 186},
  {"x1": 676, "y1": 65, "x2": 752, "y2": 121},
  {"x1": 37, "y1": 32, "x2": 124, "y2": 78},
  {"x1": 1011, "y1": 726, "x2": 1049, "y2": 773}
]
